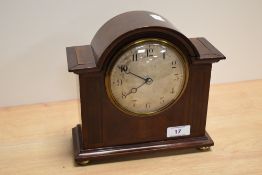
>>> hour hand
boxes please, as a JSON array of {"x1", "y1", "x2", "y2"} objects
[
  {"x1": 122, "y1": 87, "x2": 138, "y2": 98},
  {"x1": 122, "y1": 77, "x2": 153, "y2": 98}
]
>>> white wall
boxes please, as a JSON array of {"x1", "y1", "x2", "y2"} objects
[{"x1": 0, "y1": 0, "x2": 262, "y2": 107}]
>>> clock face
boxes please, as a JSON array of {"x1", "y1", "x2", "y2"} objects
[{"x1": 106, "y1": 39, "x2": 188, "y2": 116}]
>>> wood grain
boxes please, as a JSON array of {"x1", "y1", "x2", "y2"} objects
[
  {"x1": 0, "y1": 80, "x2": 262, "y2": 174},
  {"x1": 66, "y1": 11, "x2": 225, "y2": 152}
]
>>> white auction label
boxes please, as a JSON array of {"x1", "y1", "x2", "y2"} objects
[{"x1": 167, "y1": 125, "x2": 191, "y2": 138}]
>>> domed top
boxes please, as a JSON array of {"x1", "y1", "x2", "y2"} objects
[
  {"x1": 66, "y1": 11, "x2": 225, "y2": 74},
  {"x1": 91, "y1": 11, "x2": 199, "y2": 69}
]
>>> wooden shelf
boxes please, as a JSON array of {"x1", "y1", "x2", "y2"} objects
[{"x1": 0, "y1": 80, "x2": 261, "y2": 174}]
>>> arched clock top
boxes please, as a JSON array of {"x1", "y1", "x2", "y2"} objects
[
  {"x1": 90, "y1": 11, "x2": 199, "y2": 67},
  {"x1": 66, "y1": 11, "x2": 225, "y2": 74}
]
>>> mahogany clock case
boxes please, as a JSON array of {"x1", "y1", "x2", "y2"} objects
[{"x1": 66, "y1": 11, "x2": 226, "y2": 163}]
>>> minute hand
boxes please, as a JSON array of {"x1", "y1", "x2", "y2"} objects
[
  {"x1": 126, "y1": 70, "x2": 153, "y2": 85},
  {"x1": 127, "y1": 71, "x2": 147, "y2": 81},
  {"x1": 117, "y1": 66, "x2": 148, "y2": 81}
]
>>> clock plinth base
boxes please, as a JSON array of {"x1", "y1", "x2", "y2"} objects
[{"x1": 72, "y1": 124, "x2": 214, "y2": 164}]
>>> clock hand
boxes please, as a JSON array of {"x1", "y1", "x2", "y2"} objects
[
  {"x1": 123, "y1": 81, "x2": 146, "y2": 97},
  {"x1": 123, "y1": 77, "x2": 153, "y2": 97},
  {"x1": 129, "y1": 71, "x2": 153, "y2": 85},
  {"x1": 123, "y1": 88, "x2": 137, "y2": 97},
  {"x1": 117, "y1": 66, "x2": 148, "y2": 82},
  {"x1": 126, "y1": 71, "x2": 147, "y2": 81}
]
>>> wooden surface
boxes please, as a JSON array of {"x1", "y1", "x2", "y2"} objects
[{"x1": 0, "y1": 80, "x2": 261, "y2": 174}]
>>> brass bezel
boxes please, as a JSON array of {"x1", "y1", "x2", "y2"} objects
[{"x1": 105, "y1": 38, "x2": 189, "y2": 117}]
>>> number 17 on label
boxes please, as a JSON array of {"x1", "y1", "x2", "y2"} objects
[{"x1": 167, "y1": 125, "x2": 191, "y2": 138}]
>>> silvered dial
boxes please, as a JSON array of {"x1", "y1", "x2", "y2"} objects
[{"x1": 107, "y1": 39, "x2": 188, "y2": 116}]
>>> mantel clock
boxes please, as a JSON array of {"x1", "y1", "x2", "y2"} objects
[{"x1": 66, "y1": 11, "x2": 226, "y2": 164}]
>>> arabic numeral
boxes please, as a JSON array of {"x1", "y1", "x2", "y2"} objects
[
  {"x1": 116, "y1": 79, "x2": 122, "y2": 86},
  {"x1": 118, "y1": 65, "x2": 128, "y2": 72},
  {"x1": 172, "y1": 61, "x2": 176, "y2": 68},
  {"x1": 175, "y1": 129, "x2": 181, "y2": 134},
  {"x1": 132, "y1": 53, "x2": 138, "y2": 61},
  {"x1": 146, "y1": 48, "x2": 154, "y2": 57}
]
